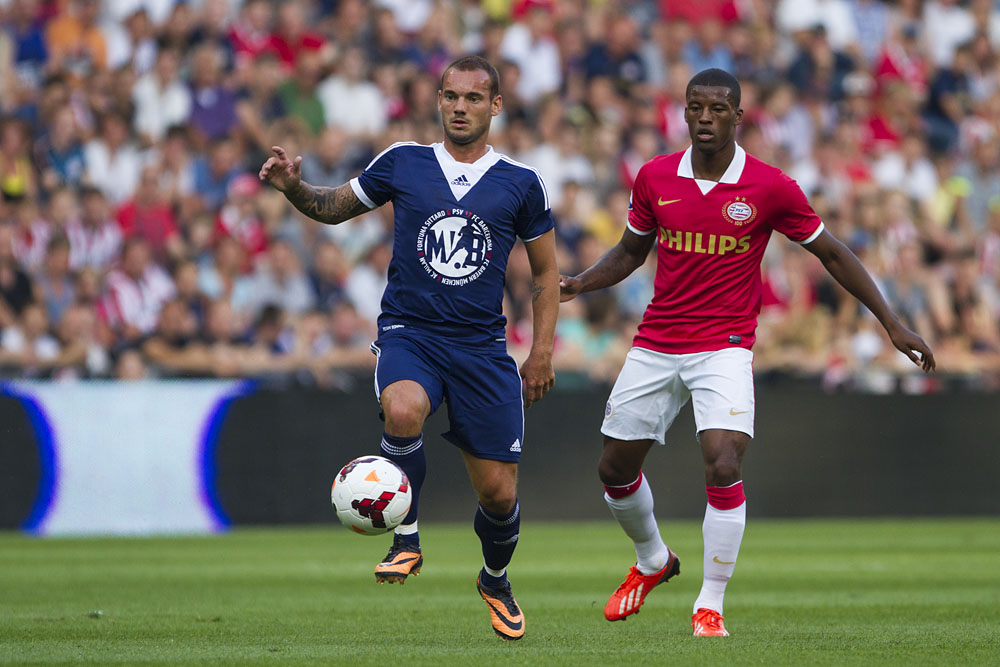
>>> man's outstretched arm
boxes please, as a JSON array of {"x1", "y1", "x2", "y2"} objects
[
  {"x1": 560, "y1": 228, "x2": 655, "y2": 301},
  {"x1": 522, "y1": 229, "x2": 559, "y2": 408},
  {"x1": 259, "y1": 145, "x2": 370, "y2": 225},
  {"x1": 803, "y1": 230, "x2": 936, "y2": 372}
]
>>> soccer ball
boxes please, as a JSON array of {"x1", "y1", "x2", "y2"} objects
[{"x1": 331, "y1": 456, "x2": 412, "y2": 535}]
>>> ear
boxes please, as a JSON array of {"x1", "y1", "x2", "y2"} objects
[
  {"x1": 491, "y1": 94, "x2": 503, "y2": 117},
  {"x1": 437, "y1": 89, "x2": 443, "y2": 113},
  {"x1": 734, "y1": 107, "x2": 744, "y2": 126}
]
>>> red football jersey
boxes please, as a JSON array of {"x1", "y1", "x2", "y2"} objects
[{"x1": 628, "y1": 145, "x2": 823, "y2": 354}]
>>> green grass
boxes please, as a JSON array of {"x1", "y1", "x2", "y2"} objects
[{"x1": 1, "y1": 519, "x2": 998, "y2": 666}]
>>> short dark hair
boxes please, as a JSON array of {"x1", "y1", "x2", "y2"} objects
[
  {"x1": 441, "y1": 55, "x2": 500, "y2": 99},
  {"x1": 686, "y1": 68, "x2": 741, "y2": 108}
]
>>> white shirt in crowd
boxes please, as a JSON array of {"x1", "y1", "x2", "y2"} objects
[
  {"x1": 132, "y1": 73, "x2": 192, "y2": 142},
  {"x1": 65, "y1": 219, "x2": 123, "y2": 272},
  {"x1": 102, "y1": 264, "x2": 176, "y2": 334},
  {"x1": 317, "y1": 77, "x2": 388, "y2": 139},
  {"x1": 84, "y1": 140, "x2": 144, "y2": 205},
  {"x1": 499, "y1": 22, "x2": 561, "y2": 104},
  {"x1": 923, "y1": 0, "x2": 976, "y2": 67}
]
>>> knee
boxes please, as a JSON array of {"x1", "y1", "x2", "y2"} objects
[
  {"x1": 703, "y1": 446, "x2": 744, "y2": 486},
  {"x1": 705, "y1": 460, "x2": 741, "y2": 487},
  {"x1": 382, "y1": 397, "x2": 426, "y2": 435},
  {"x1": 477, "y1": 482, "x2": 517, "y2": 515},
  {"x1": 598, "y1": 451, "x2": 638, "y2": 487}
]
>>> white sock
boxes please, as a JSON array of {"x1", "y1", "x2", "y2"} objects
[
  {"x1": 693, "y1": 501, "x2": 746, "y2": 614},
  {"x1": 604, "y1": 474, "x2": 670, "y2": 575},
  {"x1": 395, "y1": 521, "x2": 418, "y2": 536},
  {"x1": 484, "y1": 565, "x2": 506, "y2": 578}
]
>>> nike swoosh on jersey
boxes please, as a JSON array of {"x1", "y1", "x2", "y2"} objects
[{"x1": 658, "y1": 198, "x2": 681, "y2": 206}]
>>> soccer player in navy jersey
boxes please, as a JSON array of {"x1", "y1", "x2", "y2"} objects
[
  {"x1": 560, "y1": 69, "x2": 935, "y2": 637},
  {"x1": 259, "y1": 55, "x2": 558, "y2": 641}
]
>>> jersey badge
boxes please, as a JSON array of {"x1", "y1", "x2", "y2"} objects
[
  {"x1": 722, "y1": 196, "x2": 757, "y2": 226},
  {"x1": 416, "y1": 208, "x2": 493, "y2": 286}
]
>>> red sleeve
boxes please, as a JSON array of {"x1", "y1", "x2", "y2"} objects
[
  {"x1": 626, "y1": 162, "x2": 656, "y2": 235},
  {"x1": 768, "y1": 171, "x2": 824, "y2": 243}
]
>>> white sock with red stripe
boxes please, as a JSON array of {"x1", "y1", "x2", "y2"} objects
[
  {"x1": 694, "y1": 481, "x2": 746, "y2": 614},
  {"x1": 604, "y1": 472, "x2": 670, "y2": 575}
]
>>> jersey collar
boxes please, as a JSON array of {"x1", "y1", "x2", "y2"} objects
[
  {"x1": 433, "y1": 142, "x2": 502, "y2": 202},
  {"x1": 678, "y1": 143, "x2": 746, "y2": 194}
]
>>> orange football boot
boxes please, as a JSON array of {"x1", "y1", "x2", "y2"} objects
[
  {"x1": 604, "y1": 550, "x2": 680, "y2": 621},
  {"x1": 476, "y1": 574, "x2": 525, "y2": 640},
  {"x1": 374, "y1": 534, "x2": 422, "y2": 584},
  {"x1": 692, "y1": 607, "x2": 729, "y2": 637}
]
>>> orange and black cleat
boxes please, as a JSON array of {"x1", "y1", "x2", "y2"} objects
[
  {"x1": 374, "y1": 534, "x2": 423, "y2": 584},
  {"x1": 692, "y1": 607, "x2": 729, "y2": 636},
  {"x1": 476, "y1": 574, "x2": 525, "y2": 641},
  {"x1": 604, "y1": 550, "x2": 680, "y2": 621}
]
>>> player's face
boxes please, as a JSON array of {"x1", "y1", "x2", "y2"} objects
[
  {"x1": 438, "y1": 68, "x2": 502, "y2": 146},
  {"x1": 684, "y1": 85, "x2": 743, "y2": 154}
]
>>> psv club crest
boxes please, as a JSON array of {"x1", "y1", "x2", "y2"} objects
[{"x1": 722, "y1": 196, "x2": 757, "y2": 226}]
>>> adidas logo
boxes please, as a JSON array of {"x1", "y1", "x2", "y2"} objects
[
  {"x1": 451, "y1": 174, "x2": 471, "y2": 186},
  {"x1": 509, "y1": 438, "x2": 521, "y2": 453}
]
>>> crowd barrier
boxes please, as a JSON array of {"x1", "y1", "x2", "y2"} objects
[{"x1": 2, "y1": 380, "x2": 997, "y2": 534}]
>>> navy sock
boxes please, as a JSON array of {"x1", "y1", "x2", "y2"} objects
[
  {"x1": 474, "y1": 500, "x2": 520, "y2": 586},
  {"x1": 381, "y1": 432, "x2": 426, "y2": 546}
]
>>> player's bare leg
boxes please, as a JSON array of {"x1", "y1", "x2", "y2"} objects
[
  {"x1": 374, "y1": 381, "x2": 431, "y2": 584},
  {"x1": 599, "y1": 437, "x2": 680, "y2": 621},
  {"x1": 463, "y1": 453, "x2": 524, "y2": 640},
  {"x1": 692, "y1": 428, "x2": 749, "y2": 637}
]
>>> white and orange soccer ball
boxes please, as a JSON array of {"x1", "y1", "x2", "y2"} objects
[{"x1": 331, "y1": 456, "x2": 412, "y2": 535}]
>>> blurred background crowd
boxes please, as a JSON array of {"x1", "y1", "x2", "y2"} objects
[{"x1": 0, "y1": 0, "x2": 998, "y2": 391}]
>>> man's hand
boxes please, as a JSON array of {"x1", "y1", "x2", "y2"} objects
[
  {"x1": 258, "y1": 145, "x2": 302, "y2": 193},
  {"x1": 887, "y1": 321, "x2": 936, "y2": 373},
  {"x1": 520, "y1": 350, "x2": 554, "y2": 408},
  {"x1": 559, "y1": 275, "x2": 583, "y2": 302}
]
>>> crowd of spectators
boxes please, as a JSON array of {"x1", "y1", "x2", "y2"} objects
[{"x1": 0, "y1": 0, "x2": 998, "y2": 391}]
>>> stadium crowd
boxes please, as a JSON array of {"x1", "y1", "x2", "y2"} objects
[{"x1": 0, "y1": 0, "x2": 998, "y2": 390}]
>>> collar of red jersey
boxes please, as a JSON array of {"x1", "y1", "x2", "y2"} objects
[{"x1": 678, "y1": 143, "x2": 747, "y2": 185}]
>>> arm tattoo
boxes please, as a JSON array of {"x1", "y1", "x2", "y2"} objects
[
  {"x1": 286, "y1": 182, "x2": 370, "y2": 225},
  {"x1": 531, "y1": 281, "x2": 544, "y2": 302}
]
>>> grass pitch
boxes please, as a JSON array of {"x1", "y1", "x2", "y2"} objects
[{"x1": 1, "y1": 518, "x2": 998, "y2": 666}]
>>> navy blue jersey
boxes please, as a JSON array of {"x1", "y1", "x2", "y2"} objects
[{"x1": 350, "y1": 142, "x2": 553, "y2": 342}]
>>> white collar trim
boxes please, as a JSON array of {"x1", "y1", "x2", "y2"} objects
[
  {"x1": 433, "y1": 143, "x2": 501, "y2": 201},
  {"x1": 678, "y1": 143, "x2": 747, "y2": 194}
]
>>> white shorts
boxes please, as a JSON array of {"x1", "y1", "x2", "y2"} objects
[{"x1": 601, "y1": 347, "x2": 755, "y2": 444}]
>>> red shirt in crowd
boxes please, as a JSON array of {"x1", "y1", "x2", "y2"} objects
[
  {"x1": 116, "y1": 200, "x2": 179, "y2": 259},
  {"x1": 268, "y1": 31, "x2": 325, "y2": 68}
]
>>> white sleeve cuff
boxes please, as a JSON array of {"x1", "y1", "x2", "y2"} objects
[
  {"x1": 350, "y1": 177, "x2": 377, "y2": 209},
  {"x1": 626, "y1": 221, "x2": 656, "y2": 236},
  {"x1": 799, "y1": 222, "x2": 825, "y2": 245}
]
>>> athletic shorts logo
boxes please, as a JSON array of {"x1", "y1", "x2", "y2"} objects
[
  {"x1": 605, "y1": 400, "x2": 614, "y2": 419},
  {"x1": 722, "y1": 196, "x2": 757, "y2": 226},
  {"x1": 417, "y1": 208, "x2": 493, "y2": 286}
]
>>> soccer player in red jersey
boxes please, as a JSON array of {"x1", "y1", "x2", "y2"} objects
[{"x1": 560, "y1": 69, "x2": 935, "y2": 637}]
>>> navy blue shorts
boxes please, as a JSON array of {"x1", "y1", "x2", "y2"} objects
[{"x1": 371, "y1": 329, "x2": 524, "y2": 462}]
